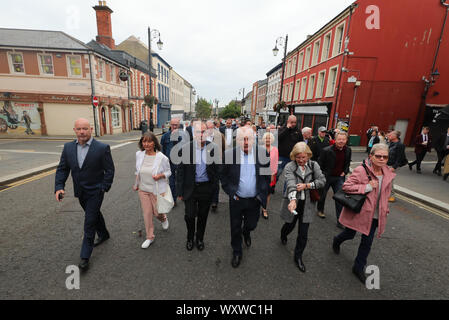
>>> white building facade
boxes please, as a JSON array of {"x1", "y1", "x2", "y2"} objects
[{"x1": 265, "y1": 63, "x2": 282, "y2": 124}]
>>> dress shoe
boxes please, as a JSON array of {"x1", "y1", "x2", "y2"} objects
[
  {"x1": 94, "y1": 234, "x2": 110, "y2": 247},
  {"x1": 231, "y1": 255, "x2": 242, "y2": 268},
  {"x1": 332, "y1": 237, "x2": 340, "y2": 254},
  {"x1": 196, "y1": 239, "x2": 205, "y2": 251},
  {"x1": 317, "y1": 211, "x2": 326, "y2": 219},
  {"x1": 78, "y1": 259, "x2": 89, "y2": 272},
  {"x1": 352, "y1": 266, "x2": 367, "y2": 284},
  {"x1": 408, "y1": 163, "x2": 412, "y2": 171},
  {"x1": 295, "y1": 257, "x2": 306, "y2": 273},
  {"x1": 281, "y1": 234, "x2": 287, "y2": 245},
  {"x1": 244, "y1": 234, "x2": 251, "y2": 247},
  {"x1": 186, "y1": 240, "x2": 194, "y2": 251}
]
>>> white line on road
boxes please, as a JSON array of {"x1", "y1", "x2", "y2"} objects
[{"x1": 0, "y1": 149, "x2": 61, "y2": 155}]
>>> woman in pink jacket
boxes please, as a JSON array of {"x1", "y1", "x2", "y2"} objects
[{"x1": 332, "y1": 143, "x2": 395, "y2": 284}]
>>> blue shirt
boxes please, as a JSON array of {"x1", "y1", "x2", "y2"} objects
[
  {"x1": 236, "y1": 149, "x2": 257, "y2": 198},
  {"x1": 76, "y1": 136, "x2": 93, "y2": 169},
  {"x1": 195, "y1": 143, "x2": 209, "y2": 182}
]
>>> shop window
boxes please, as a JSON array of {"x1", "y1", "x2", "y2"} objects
[{"x1": 111, "y1": 106, "x2": 120, "y2": 127}]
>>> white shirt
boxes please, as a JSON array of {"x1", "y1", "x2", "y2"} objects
[
  {"x1": 225, "y1": 128, "x2": 233, "y2": 146},
  {"x1": 139, "y1": 155, "x2": 156, "y2": 193}
]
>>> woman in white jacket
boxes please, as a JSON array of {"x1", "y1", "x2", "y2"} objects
[{"x1": 133, "y1": 132, "x2": 172, "y2": 248}]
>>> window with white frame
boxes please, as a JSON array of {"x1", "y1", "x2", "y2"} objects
[
  {"x1": 8, "y1": 52, "x2": 25, "y2": 74},
  {"x1": 295, "y1": 79, "x2": 301, "y2": 101},
  {"x1": 291, "y1": 57, "x2": 297, "y2": 76},
  {"x1": 316, "y1": 70, "x2": 326, "y2": 98},
  {"x1": 326, "y1": 66, "x2": 339, "y2": 97},
  {"x1": 322, "y1": 31, "x2": 332, "y2": 62},
  {"x1": 111, "y1": 106, "x2": 120, "y2": 127},
  {"x1": 98, "y1": 60, "x2": 105, "y2": 79},
  {"x1": 297, "y1": 52, "x2": 304, "y2": 74},
  {"x1": 333, "y1": 23, "x2": 345, "y2": 56},
  {"x1": 304, "y1": 47, "x2": 311, "y2": 69},
  {"x1": 68, "y1": 55, "x2": 82, "y2": 77},
  {"x1": 283, "y1": 85, "x2": 288, "y2": 101},
  {"x1": 141, "y1": 76, "x2": 145, "y2": 97},
  {"x1": 38, "y1": 54, "x2": 54, "y2": 75},
  {"x1": 307, "y1": 74, "x2": 316, "y2": 100},
  {"x1": 312, "y1": 40, "x2": 321, "y2": 66},
  {"x1": 300, "y1": 77, "x2": 308, "y2": 100}
]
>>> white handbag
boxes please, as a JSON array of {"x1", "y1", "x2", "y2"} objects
[{"x1": 155, "y1": 159, "x2": 174, "y2": 214}]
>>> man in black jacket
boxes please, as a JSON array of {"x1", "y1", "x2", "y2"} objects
[
  {"x1": 433, "y1": 127, "x2": 449, "y2": 176},
  {"x1": 387, "y1": 130, "x2": 406, "y2": 202},
  {"x1": 317, "y1": 132, "x2": 352, "y2": 225},
  {"x1": 221, "y1": 126, "x2": 270, "y2": 268},
  {"x1": 309, "y1": 126, "x2": 330, "y2": 162},
  {"x1": 277, "y1": 115, "x2": 303, "y2": 177},
  {"x1": 176, "y1": 121, "x2": 220, "y2": 251},
  {"x1": 55, "y1": 118, "x2": 115, "y2": 271}
]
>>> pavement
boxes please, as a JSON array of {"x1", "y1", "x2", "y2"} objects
[{"x1": 1, "y1": 136, "x2": 447, "y2": 213}]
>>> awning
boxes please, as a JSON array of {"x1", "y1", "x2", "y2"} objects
[{"x1": 294, "y1": 105, "x2": 328, "y2": 115}]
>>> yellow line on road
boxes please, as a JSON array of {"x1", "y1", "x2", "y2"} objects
[
  {"x1": 0, "y1": 169, "x2": 56, "y2": 193},
  {"x1": 395, "y1": 194, "x2": 449, "y2": 221}
]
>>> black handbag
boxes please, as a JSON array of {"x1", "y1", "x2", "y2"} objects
[{"x1": 332, "y1": 161, "x2": 371, "y2": 213}]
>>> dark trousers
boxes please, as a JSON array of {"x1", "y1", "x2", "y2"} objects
[
  {"x1": 317, "y1": 175, "x2": 345, "y2": 220},
  {"x1": 434, "y1": 150, "x2": 448, "y2": 173},
  {"x1": 169, "y1": 162, "x2": 177, "y2": 201},
  {"x1": 281, "y1": 200, "x2": 309, "y2": 259},
  {"x1": 335, "y1": 219, "x2": 378, "y2": 272},
  {"x1": 212, "y1": 180, "x2": 220, "y2": 204},
  {"x1": 409, "y1": 151, "x2": 427, "y2": 171},
  {"x1": 78, "y1": 190, "x2": 109, "y2": 260},
  {"x1": 184, "y1": 182, "x2": 214, "y2": 241},
  {"x1": 229, "y1": 196, "x2": 260, "y2": 256}
]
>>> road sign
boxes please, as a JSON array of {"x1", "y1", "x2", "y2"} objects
[{"x1": 92, "y1": 96, "x2": 99, "y2": 107}]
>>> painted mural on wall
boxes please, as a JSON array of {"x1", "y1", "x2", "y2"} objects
[{"x1": 0, "y1": 101, "x2": 41, "y2": 135}]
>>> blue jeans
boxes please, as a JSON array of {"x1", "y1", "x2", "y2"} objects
[
  {"x1": 335, "y1": 219, "x2": 378, "y2": 272},
  {"x1": 317, "y1": 175, "x2": 345, "y2": 220}
]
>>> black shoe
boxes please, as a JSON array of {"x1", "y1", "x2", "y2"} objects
[
  {"x1": 78, "y1": 259, "x2": 89, "y2": 272},
  {"x1": 417, "y1": 169, "x2": 422, "y2": 174},
  {"x1": 211, "y1": 203, "x2": 217, "y2": 212},
  {"x1": 352, "y1": 266, "x2": 366, "y2": 284},
  {"x1": 295, "y1": 257, "x2": 306, "y2": 273},
  {"x1": 231, "y1": 255, "x2": 242, "y2": 268},
  {"x1": 408, "y1": 163, "x2": 412, "y2": 171},
  {"x1": 94, "y1": 234, "x2": 110, "y2": 247},
  {"x1": 444, "y1": 174, "x2": 449, "y2": 181},
  {"x1": 196, "y1": 239, "x2": 205, "y2": 251},
  {"x1": 332, "y1": 237, "x2": 340, "y2": 254},
  {"x1": 186, "y1": 240, "x2": 194, "y2": 251},
  {"x1": 244, "y1": 234, "x2": 251, "y2": 247},
  {"x1": 281, "y1": 234, "x2": 287, "y2": 245}
]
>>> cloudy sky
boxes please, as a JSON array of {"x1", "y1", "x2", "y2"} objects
[{"x1": 1, "y1": 0, "x2": 354, "y2": 107}]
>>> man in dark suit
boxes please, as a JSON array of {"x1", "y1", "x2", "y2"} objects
[
  {"x1": 409, "y1": 126, "x2": 432, "y2": 174},
  {"x1": 55, "y1": 118, "x2": 115, "y2": 272},
  {"x1": 433, "y1": 127, "x2": 449, "y2": 176},
  {"x1": 220, "y1": 119, "x2": 236, "y2": 150},
  {"x1": 221, "y1": 126, "x2": 270, "y2": 268},
  {"x1": 176, "y1": 121, "x2": 220, "y2": 251}
]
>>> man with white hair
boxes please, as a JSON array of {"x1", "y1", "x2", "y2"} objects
[
  {"x1": 221, "y1": 126, "x2": 270, "y2": 268},
  {"x1": 55, "y1": 118, "x2": 115, "y2": 272},
  {"x1": 301, "y1": 127, "x2": 312, "y2": 144}
]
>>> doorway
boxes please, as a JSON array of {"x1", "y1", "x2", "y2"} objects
[
  {"x1": 101, "y1": 107, "x2": 107, "y2": 135},
  {"x1": 394, "y1": 119, "x2": 408, "y2": 143}
]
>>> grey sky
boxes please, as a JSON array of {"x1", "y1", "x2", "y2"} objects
[{"x1": 1, "y1": 0, "x2": 354, "y2": 107}]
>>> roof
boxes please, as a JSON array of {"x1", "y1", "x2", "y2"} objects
[
  {"x1": 266, "y1": 63, "x2": 283, "y2": 77},
  {"x1": 0, "y1": 28, "x2": 88, "y2": 50},
  {"x1": 151, "y1": 53, "x2": 171, "y2": 68}
]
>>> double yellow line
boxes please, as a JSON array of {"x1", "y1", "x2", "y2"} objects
[
  {"x1": 0, "y1": 169, "x2": 56, "y2": 193},
  {"x1": 395, "y1": 193, "x2": 449, "y2": 221}
]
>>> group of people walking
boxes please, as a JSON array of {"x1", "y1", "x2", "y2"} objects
[{"x1": 54, "y1": 116, "x2": 446, "y2": 286}]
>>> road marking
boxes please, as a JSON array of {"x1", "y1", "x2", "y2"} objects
[
  {"x1": 110, "y1": 142, "x2": 134, "y2": 150},
  {"x1": 0, "y1": 149, "x2": 61, "y2": 155},
  {"x1": 0, "y1": 169, "x2": 56, "y2": 193},
  {"x1": 395, "y1": 194, "x2": 449, "y2": 221}
]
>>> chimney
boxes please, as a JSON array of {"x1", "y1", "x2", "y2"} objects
[{"x1": 93, "y1": 1, "x2": 115, "y2": 49}]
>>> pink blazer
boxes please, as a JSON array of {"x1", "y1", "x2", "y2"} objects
[{"x1": 338, "y1": 160, "x2": 396, "y2": 238}]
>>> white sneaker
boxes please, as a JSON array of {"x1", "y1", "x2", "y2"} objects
[
  {"x1": 141, "y1": 239, "x2": 153, "y2": 249},
  {"x1": 162, "y1": 218, "x2": 169, "y2": 230}
]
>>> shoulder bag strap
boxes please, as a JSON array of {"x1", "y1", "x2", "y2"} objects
[{"x1": 362, "y1": 160, "x2": 372, "y2": 181}]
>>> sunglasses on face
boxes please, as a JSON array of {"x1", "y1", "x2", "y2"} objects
[{"x1": 373, "y1": 154, "x2": 389, "y2": 160}]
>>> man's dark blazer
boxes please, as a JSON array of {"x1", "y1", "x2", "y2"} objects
[
  {"x1": 219, "y1": 126, "x2": 235, "y2": 136},
  {"x1": 319, "y1": 144, "x2": 352, "y2": 177},
  {"x1": 175, "y1": 140, "x2": 220, "y2": 201},
  {"x1": 55, "y1": 139, "x2": 115, "y2": 197},
  {"x1": 185, "y1": 125, "x2": 194, "y2": 142},
  {"x1": 220, "y1": 146, "x2": 270, "y2": 208},
  {"x1": 414, "y1": 134, "x2": 432, "y2": 154},
  {"x1": 435, "y1": 132, "x2": 449, "y2": 154}
]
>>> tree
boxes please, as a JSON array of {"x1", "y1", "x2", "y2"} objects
[
  {"x1": 219, "y1": 100, "x2": 242, "y2": 119},
  {"x1": 195, "y1": 98, "x2": 212, "y2": 119}
]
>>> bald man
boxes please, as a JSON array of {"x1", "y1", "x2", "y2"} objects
[
  {"x1": 278, "y1": 115, "x2": 303, "y2": 177},
  {"x1": 55, "y1": 118, "x2": 115, "y2": 272}
]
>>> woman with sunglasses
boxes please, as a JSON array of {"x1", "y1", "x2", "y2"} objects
[{"x1": 332, "y1": 143, "x2": 395, "y2": 284}]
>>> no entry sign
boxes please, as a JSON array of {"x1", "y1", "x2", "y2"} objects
[{"x1": 92, "y1": 96, "x2": 99, "y2": 107}]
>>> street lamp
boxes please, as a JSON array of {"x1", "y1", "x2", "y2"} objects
[
  {"x1": 189, "y1": 88, "x2": 196, "y2": 119},
  {"x1": 147, "y1": 27, "x2": 163, "y2": 126},
  {"x1": 272, "y1": 35, "x2": 288, "y2": 126}
]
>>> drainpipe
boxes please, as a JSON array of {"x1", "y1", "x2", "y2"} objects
[{"x1": 88, "y1": 51, "x2": 99, "y2": 137}]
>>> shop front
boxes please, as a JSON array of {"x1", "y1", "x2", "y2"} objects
[{"x1": 293, "y1": 103, "x2": 332, "y2": 135}]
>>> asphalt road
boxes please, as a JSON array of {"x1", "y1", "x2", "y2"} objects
[{"x1": 1, "y1": 142, "x2": 449, "y2": 300}]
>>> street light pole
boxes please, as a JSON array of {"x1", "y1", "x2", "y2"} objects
[
  {"x1": 147, "y1": 27, "x2": 163, "y2": 124},
  {"x1": 273, "y1": 35, "x2": 288, "y2": 126}
]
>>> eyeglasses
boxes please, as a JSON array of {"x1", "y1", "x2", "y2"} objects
[{"x1": 373, "y1": 154, "x2": 389, "y2": 160}]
